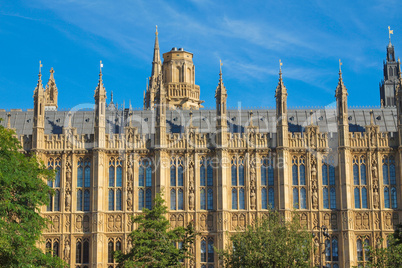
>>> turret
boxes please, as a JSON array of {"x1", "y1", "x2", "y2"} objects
[
  {"x1": 94, "y1": 62, "x2": 106, "y2": 148},
  {"x1": 32, "y1": 61, "x2": 45, "y2": 151},
  {"x1": 275, "y1": 60, "x2": 288, "y2": 148},
  {"x1": 144, "y1": 26, "x2": 162, "y2": 109},
  {"x1": 336, "y1": 60, "x2": 349, "y2": 147},
  {"x1": 215, "y1": 61, "x2": 227, "y2": 147},
  {"x1": 44, "y1": 68, "x2": 58, "y2": 110},
  {"x1": 380, "y1": 26, "x2": 400, "y2": 107}
]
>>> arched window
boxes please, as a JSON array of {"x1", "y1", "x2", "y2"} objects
[
  {"x1": 362, "y1": 187, "x2": 367, "y2": 209},
  {"x1": 293, "y1": 188, "x2": 299, "y2": 209},
  {"x1": 300, "y1": 188, "x2": 306, "y2": 209},
  {"x1": 170, "y1": 157, "x2": 184, "y2": 210},
  {"x1": 323, "y1": 188, "x2": 329, "y2": 209},
  {"x1": 46, "y1": 158, "x2": 61, "y2": 211},
  {"x1": 268, "y1": 188, "x2": 275, "y2": 209},
  {"x1": 292, "y1": 156, "x2": 306, "y2": 209},
  {"x1": 77, "y1": 158, "x2": 91, "y2": 211},
  {"x1": 208, "y1": 239, "x2": 214, "y2": 263},
  {"x1": 139, "y1": 159, "x2": 152, "y2": 210},
  {"x1": 170, "y1": 189, "x2": 176, "y2": 210},
  {"x1": 353, "y1": 156, "x2": 368, "y2": 209},
  {"x1": 323, "y1": 157, "x2": 336, "y2": 209},
  {"x1": 262, "y1": 188, "x2": 267, "y2": 209},
  {"x1": 207, "y1": 189, "x2": 213, "y2": 210},
  {"x1": 76, "y1": 241, "x2": 82, "y2": 263},
  {"x1": 383, "y1": 156, "x2": 397, "y2": 209},
  {"x1": 200, "y1": 189, "x2": 206, "y2": 210},
  {"x1": 325, "y1": 239, "x2": 331, "y2": 261},
  {"x1": 384, "y1": 187, "x2": 390, "y2": 208},
  {"x1": 201, "y1": 238, "x2": 214, "y2": 265},
  {"x1": 239, "y1": 188, "x2": 245, "y2": 210},
  {"x1": 53, "y1": 241, "x2": 59, "y2": 257},
  {"x1": 332, "y1": 237, "x2": 338, "y2": 261},
  {"x1": 77, "y1": 190, "x2": 82, "y2": 211},
  {"x1": 232, "y1": 188, "x2": 238, "y2": 210},
  {"x1": 231, "y1": 157, "x2": 245, "y2": 210},
  {"x1": 261, "y1": 156, "x2": 275, "y2": 210},
  {"x1": 108, "y1": 241, "x2": 114, "y2": 263},
  {"x1": 391, "y1": 187, "x2": 397, "y2": 208},
  {"x1": 84, "y1": 190, "x2": 90, "y2": 211},
  {"x1": 200, "y1": 157, "x2": 214, "y2": 210},
  {"x1": 116, "y1": 189, "x2": 122, "y2": 210},
  {"x1": 201, "y1": 240, "x2": 206, "y2": 262},
  {"x1": 109, "y1": 190, "x2": 114, "y2": 210},
  {"x1": 83, "y1": 240, "x2": 89, "y2": 263},
  {"x1": 138, "y1": 189, "x2": 144, "y2": 210},
  {"x1": 354, "y1": 188, "x2": 360, "y2": 208},
  {"x1": 357, "y1": 239, "x2": 363, "y2": 261},
  {"x1": 146, "y1": 189, "x2": 152, "y2": 209},
  {"x1": 178, "y1": 189, "x2": 183, "y2": 210}
]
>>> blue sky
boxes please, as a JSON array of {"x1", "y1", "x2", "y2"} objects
[{"x1": 0, "y1": 0, "x2": 401, "y2": 110}]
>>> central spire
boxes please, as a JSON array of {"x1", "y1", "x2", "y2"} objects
[{"x1": 152, "y1": 25, "x2": 161, "y2": 77}]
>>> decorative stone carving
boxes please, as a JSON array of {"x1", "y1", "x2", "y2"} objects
[
  {"x1": 331, "y1": 214, "x2": 337, "y2": 230},
  {"x1": 188, "y1": 161, "x2": 195, "y2": 211},
  {"x1": 65, "y1": 190, "x2": 71, "y2": 212},
  {"x1": 311, "y1": 157, "x2": 318, "y2": 209},
  {"x1": 232, "y1": 214, "x2": 238, "y2": 231},
  {"x1": 207, "y1": 215, "x2": 213, "y2": 231},
  {"x1": 76, "y1": 215, "x2": 83, "y2": 232},
  {"x1": 374, "y1": 212, "x2": 380, "y2": 229},
  {"x1": 107, "y1": 215, "x2": 122, "y2": 232},
  {"x1": 300, "y1": 213, "x2": 308, "y2": 228},
  {"x1": 170, "y1": 214, "x2": 176, "y2": 228},
  {"x1": 83, "y1": 215, "x2": 90, "y2": 232},
  {"x1": 250, "y1": 160, "x2": 257, "y2": 210},
  {"x1": 239, "y1": 214, "x2": 246, "y2": 229},
  {"x1": 65, "y1": 215, "x2": 71, "y2": 232},
  {"x1": 250, "y1": 188, "x2": 256, "y2": 210},
  {"x1": 178, "y1": 214, "x2": 184, "y2": 227},
  {"x1": 127, "y1": 189, "x2": 133, "y2": 210},
  {"x1": 323, "y1": 213, "x2": 330, "y2": 227},
  {"x1": 393, "y1": 212, "x2": 399, "y2": 228},
  {"x1": 200, "y1": 214, "x2": 207, "y2": 231},
  {"x1": 64, "y1": 239, "x2": 70, "y2": 262},
  {"x1": 373, "y1": 188, "x2": 379, "y2": 209}
]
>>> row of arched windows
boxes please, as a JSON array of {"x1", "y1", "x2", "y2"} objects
[
  {"x1": 45, "y1": 238, "x2": 59, "y2": 257},
  {"x1": 139, "y1": 159, "x2": 152, "y2": 210},
  {"x1": 107, "y1": 239, "x2": 121, "y2": 265},
  {"x1": 323, "y1": 157, "x2": 337, "y2": 209},
  {"x1": 76, "y1": 238, "x2": 90, "y2": 264}
]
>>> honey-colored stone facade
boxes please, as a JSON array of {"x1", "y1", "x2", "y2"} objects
[{"x1": 2, "y1": 31, "x2": 402, "y2": 268}]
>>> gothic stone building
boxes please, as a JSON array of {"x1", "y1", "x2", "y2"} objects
[{"x1": 1, "y1": 30, "x2": 402, "y2": 268}]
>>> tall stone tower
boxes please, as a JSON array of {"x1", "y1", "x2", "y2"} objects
[
  {"x1": 380, "y1": 33, "x2": 400, "y2": 107},
  {"x1": 144, "y1": 28, "x2": 204, "y2": 110}
]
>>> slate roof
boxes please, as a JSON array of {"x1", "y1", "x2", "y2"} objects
[{"x1": 0, "y1": 108, "x2": 398, "y2": 136}]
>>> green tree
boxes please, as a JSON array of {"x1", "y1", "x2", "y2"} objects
[
  {"x1": 217, "y1": 211, "x2": 312, "y2": 268},
  {"x1": 115, "y1": 193, "x2": 196, "y2": 267},
  {"x1": 0, "y1": 124, "x2": 65, "y2": 267},
  {"x1": 367, "y1": 224, "x2": 402, "y2": 267}
]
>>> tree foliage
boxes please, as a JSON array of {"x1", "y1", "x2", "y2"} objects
[
  {"x1": 0, "y1": 124, "x2": 65, "y2": 267},
  {"x1": 367, "y1": 224, "x2": 402, "y2": 267},
  {"x1": 217, "y1": 211, "x2": 312, "y2": 268},
  {"x1": 115, "y1": 193, "x2": 196, "y2": 267}
]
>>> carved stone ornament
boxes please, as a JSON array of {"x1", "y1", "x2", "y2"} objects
[
  {"x1": 64, "y1": 239, "x2": 70, "y2": 261},
  {"x1": 188, "y1": 161, "x2": 195, "y2": 211}
]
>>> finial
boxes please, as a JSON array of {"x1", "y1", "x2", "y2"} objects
[
  {"x1": 111, "y1": 91, "x2": 114, "y2": 102},
  {"x1": 310, "y1": 110, "x2": 314, "y2": 125},
  {"x1": 67, "y1": 112, "x2": 72, "y2": 128},
  {"x1": 7, "y1": 113, "x2": 11, "y2": 129},
  {"x1": 339, "y1": 59, "x2": 342, "y2": 73},
  {"x1": 100, "y1": 60, "x2": 103, "y2": 73},
  {"x1": 249, "y1": 110, "x2": 253, "y2": 126},
  {"x1": 279, "y1": 59, "x2": 283, "y2": 79},
  {"x1": 370, "y1": 110, "x2": 374, "y2": 125},
  {"x1": 39, "y1": 60, "x2": 43, "y2": 74},
  {"x1": 50, "y1": 67, "x2": 54, "y2": 74},
  {"x1": 189, "y1": 110, "x2": 193, "y2": 127},
  {"x1": 155, "y1": 25, "x2": 158, "y2": 35},
  {"x1": 388, "y1": 26, "x2": 393, "y2": 43}
]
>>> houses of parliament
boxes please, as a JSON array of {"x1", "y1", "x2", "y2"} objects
[{"x1": 1, "y1": 27, "x2": 402, "y2": 267}]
